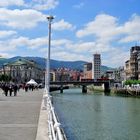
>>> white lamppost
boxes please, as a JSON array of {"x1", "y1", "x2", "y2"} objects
[
  {"x1": 44, "y1": 16, "x2": 64, "y2": 140},
  {"x1": 45, "y1": 15, "x2": 54, "y2": 94}
]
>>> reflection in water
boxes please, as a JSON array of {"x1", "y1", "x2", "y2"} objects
[{"x1": 52, "y1": 88, "x2": 140, "y2": 140}]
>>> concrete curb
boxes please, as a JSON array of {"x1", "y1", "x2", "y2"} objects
[{"x1": 35, "y1": 100, "x2": 49, "y2": 140}]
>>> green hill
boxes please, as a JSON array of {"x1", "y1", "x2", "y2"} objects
[{"x1": 0, "y1": 56, "x2": 114, "y2": 72}]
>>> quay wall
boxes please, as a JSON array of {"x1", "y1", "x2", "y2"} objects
[{"x1": 88, "y1": 85, "x2": 140, "y2": 97}]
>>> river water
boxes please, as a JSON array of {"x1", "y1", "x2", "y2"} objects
[{"x1": 52, "y1": 88, "x2": 140, "y2": 140}]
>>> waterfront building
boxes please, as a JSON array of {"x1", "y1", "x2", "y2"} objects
[
  {"x1": 125, "y1": 46, "x2": 140, "y2": 80},
  {"x1": 52, "y1": 68, "x2": 82, "y2": 82},
  {"x1": 69, "y1": 70, "x2": 81, "y2": 81},
  {"x1": 125, "y1": 60, "x2": 131, "y2": 79},
  {"x1": 3, "y1": 58, "x2": 44, "y2": 83},
  {"x1": 54, "y1": 68, "x2": 70, "y2": 81},
  {"x1": 92, "y1": 54, "x2": 101, "y2": 79},
  {"x1": 83, "y1": 63, "x2": 92, "y2": 79},
  {"x1": 103, "y1": 67, "x2": 125, "y2": 82},
  {"x1": 113, "y1": 67, "x2": 126, "y2": 82},
  {"x1": 137, "y1": 53, "x2": 140, "y2": 79},
  {"x1": 50, "y1": 71, "x2": 56, "y2": 81},
  {"x1": 104, "y1": 70, "x2": 114, "y2": 80}
]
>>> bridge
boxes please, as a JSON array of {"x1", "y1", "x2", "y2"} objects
[{"x1": 50, "y1": 80, "x2": 110, "y2": 93}]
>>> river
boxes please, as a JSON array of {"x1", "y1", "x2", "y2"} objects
[{"x1": 52, "y1": 88, "x2": 140, "y2": 140}]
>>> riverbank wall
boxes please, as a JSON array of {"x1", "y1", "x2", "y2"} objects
[
  {"x1": 111, "y1": 88, "x2": 140, "y2": 96},
  {"x1": 88, "y1": 85, "x2": 140, "y2": 97}
]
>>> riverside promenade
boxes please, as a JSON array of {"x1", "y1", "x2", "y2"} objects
[{"x1": 0, "y1": 88, "x2": 48, "y2": 140}]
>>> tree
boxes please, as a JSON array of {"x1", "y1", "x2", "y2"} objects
[{"x1": 0, "y1": 74, "x2": 11, "y2": 82}]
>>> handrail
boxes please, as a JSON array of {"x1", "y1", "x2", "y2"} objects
[{"x1": 44, "y1": 93, "x2": 65, "y2": 140}]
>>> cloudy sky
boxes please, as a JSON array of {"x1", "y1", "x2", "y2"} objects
[{"x1": 0, "y1": 0, "x2": 140, "y2": 67}]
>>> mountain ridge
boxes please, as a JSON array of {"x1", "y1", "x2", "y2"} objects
[{"x1": 0, "y1": 56, "x2": 114, "y2": 73}]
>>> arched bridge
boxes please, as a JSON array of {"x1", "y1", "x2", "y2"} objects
[{"x1": 50, "y1": 80, "x2": 110, "y2": 93}]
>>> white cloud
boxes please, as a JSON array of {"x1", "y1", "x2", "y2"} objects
[
  {"x1": 0, "y1": 36, "x2": 34, "y2": 53},
  {"x1": 66, "y1": 42, "x2": 96, "y2": 53},
  {"x1": 119, "y1": 14, "x2": 140, "y2": 43},
  {"x1": 0, "y1": 41, "x2": 16, "y2": 52},
  {"x1": 52, "y1": 39, "x2": 72, "y2": 46},
  {"x1": 74, "y1": 13, "x2": 140, "y2": 66},
  {"x1": 73, "y1": 2, "x2": 84, "y2": 9},
  {"x1": 0, "y1": 0, "x2": 59, "y2": 10},
  {"x1": 0, "y1": 52, "x2": 14, "y2": 58},
  {"x1": 2, "y1": 13, "x2": 140, "y2": 67},
  {"x1": 28, "y1": 37, "x2": 48, "y2": 49},
  {"x1": 76, "y1": 14, "x2": 119, "y2": 38},
  {"x1": 52, "y1": 51, "x2": 86, "y2": 61},
  {"x1": 76, "y1": 13, "x2": 140, "y2": 44},
  {"x1": 0, "y1": 30, "x2": 17, "y2": 38},
  {"x1": 0, "y1": 0, "x2": 24, "y2": 7},
  {"x1": 102, "y1": 47, "x2": 130, "y2": 67},
  {"x1": 31, "y1": 0, "x2": 59, "y2": 10},
  {"x1": 0, "y1": 36, "x2": 71, "y2": 53},
  {"x1": 0, "y1": 8, "x2": 46, "y2": 29},
  {"x1": 65, "y1": 41, "x2": 111, "y2": 55},
  {"x1": 9, "y1": 36, "x2": 29, "y2": 47},
  {"x1": 123, "y1": 14, "x2": 140, "y2": 34},
  {"x1": 52, "y1": 19, "x2": 75, "y2": 31},
  {"x1": 0, "y1": 36, "x2": 47, "y2": 54},
  {"x1": 119, "y1": 35, "x2": 140, "y2": 43},
  {"x1": 0, "y1": 34, "x2": 130, "y2": 67}
]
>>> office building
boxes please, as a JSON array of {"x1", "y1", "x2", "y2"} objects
[{"x1": 92, "y1": 54, "x2": 101, "y2": 79}]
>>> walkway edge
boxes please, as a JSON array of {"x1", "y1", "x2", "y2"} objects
[{"x1": 35, "y1": 99, "x2": 49, "y2": 140}]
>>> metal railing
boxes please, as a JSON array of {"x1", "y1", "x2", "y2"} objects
[{"x1": 43, "y1": 93, "x2": 66, "y2": 140}]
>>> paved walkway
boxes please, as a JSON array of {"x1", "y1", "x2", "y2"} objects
[{"x1": 0, "y1": 88, "x2": 45, "y2": 140}]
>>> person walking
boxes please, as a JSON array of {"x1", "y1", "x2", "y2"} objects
[
  {"x1": 9, "y1": 85, "x2": 13, "y2": 96},
  {"x1": 4, "y1": 84, "x2": 9, "y2": 96},
  {"x1": 13, "y1": 84, "x2": 18, "y2": 96},
  {"x1": 25, "y1": 85, "x2": 28, "y2": 92}
]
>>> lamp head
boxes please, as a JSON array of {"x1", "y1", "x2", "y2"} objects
[{"x1": 47, "y1": 15, "x2": 54, "y2": 22}]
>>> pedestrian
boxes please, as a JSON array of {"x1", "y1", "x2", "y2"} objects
[
  {"x1": 13, "y1": 84, "x2": 18, "y2": 96},
  {"x1": 9, "y1": 85, "x2": 13, "y2": 96},
  {"x1": 25, "y1": 85, "x2": 28, "y2": 92},
  {"x1": 4, "y1": 84, "x2": 9, "y2": 96}
]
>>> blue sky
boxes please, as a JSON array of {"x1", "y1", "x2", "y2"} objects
[{"x1": 0, "y1": 0, "x2": 140, "y2": 67}]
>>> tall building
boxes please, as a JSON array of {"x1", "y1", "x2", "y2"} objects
[
  {"x1": 92, "y1": 54, "x2": 101, "y2": 79},
  {"x1": 125, "y1": 46, "x2": 140, "y2": 80}
]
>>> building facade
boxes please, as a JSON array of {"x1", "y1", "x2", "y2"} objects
[
  {"x1": 50, "y1": 68, "x2": 82, "y2": 82},
  {"x1": 3, "y1": 58, "x2": 44, "y2": 83},
  {"x1": 125, "y1": 46, "x2": 140, "y2": 80},
  {"x1": 83, "y1": 63, "x2": 92, "y2": 79},
  {"x1": 92, "y1": 54, "x2": 101, "y2": 79},
  {"x1": 125, "y1": 60, "x2": 131, "y2": 80},
  {"x1": 137, "y1": 53, "x2": 140, "y2": 79}
]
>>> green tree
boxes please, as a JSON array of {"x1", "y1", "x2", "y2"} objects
[
  {"x1": 0, "y1": 74, "x2": 11, "y2": 82},
  {"x1": 124, "y1": 80, "x2": 140, "y2": 86}
]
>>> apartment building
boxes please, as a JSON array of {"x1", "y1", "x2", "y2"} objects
[
  {"x1": 92, "y1": 54, "x2": 101, "y2": 79},
  {"x1": 125, "y1": 46, "x2": 140, "y2": 80},
  {"x1": 83, "y1": 63, "x2": 92, "y2": 79}
]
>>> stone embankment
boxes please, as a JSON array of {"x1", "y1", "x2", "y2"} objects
[
  {"x1": 88, "y1": 85, "x2": 140, "y2": 96},
  {"x1": 111, "y1": 87, "x2": 140, "y2": 96}
]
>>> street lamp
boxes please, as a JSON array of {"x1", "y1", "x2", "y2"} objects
[{"x1": 45, "y1": 15, "x2": 54, "y2": 94}]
